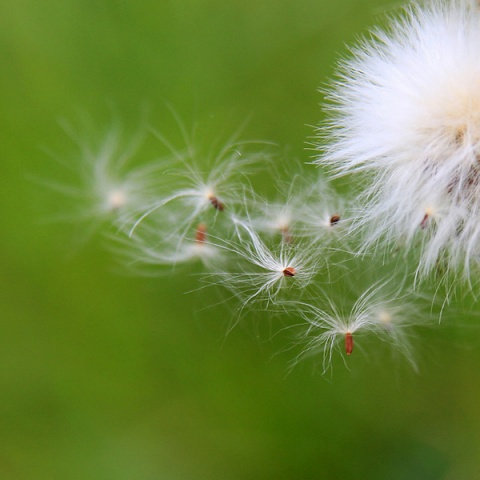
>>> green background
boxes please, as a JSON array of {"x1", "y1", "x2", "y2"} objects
[{"x1": 1, "y1": 0, "x2": 479, "y2": 478}]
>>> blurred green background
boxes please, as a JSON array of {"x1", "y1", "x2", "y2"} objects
[{"x1": 1, "y1": 0, "x2": 480, "y2": 478}]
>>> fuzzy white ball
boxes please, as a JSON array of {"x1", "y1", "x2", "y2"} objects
[{"x1": 318, "y1": 0, "x2": 480, "y2": 279}]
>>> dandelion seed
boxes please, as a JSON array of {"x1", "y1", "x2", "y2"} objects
[
  {"x1": 298, "y1": 178, "x2": 349, "y2": 242},
  {"x1": 248, "y1": 199, "x2": 298, "y2": 242},
  {"x1": 293, "y1": 278, "x2": 432, "y2": 373},
  {"x1": 129, "y1": 135, "x2": 267, "y2": 242},
  {"x1": 117, "y1": 217, "x2": 222, "y2": 271},
  {"x1": 207, "y1": 217, "x2": 321, "y2": 306},
  {"x1": 44, "y1": 119, "x2": 167, "y2": 245},
  {"x1": 245, "y1": 174, "x2": 347, "y2": 246},
  {"x1": 294, "y1": 300, "x2": 377, "y2": 373}
]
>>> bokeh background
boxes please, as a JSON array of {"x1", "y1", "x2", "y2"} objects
[{"x1": 2, "y1": 0, "x2": 480, "y2": 478}]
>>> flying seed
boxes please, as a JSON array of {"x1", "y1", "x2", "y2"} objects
[
  {"x1": 345, "y1": 332, "x2": 353, "y2": 356},
  {"x1": 282, "y1": 266, "x2": 296, "y2": 277}
]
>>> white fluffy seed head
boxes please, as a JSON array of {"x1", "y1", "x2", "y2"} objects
[{"x1": 317, "y1": 0, "x2": 480, "y2": 279}]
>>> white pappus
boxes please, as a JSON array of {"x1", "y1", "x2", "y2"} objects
[{"x1": 317, "y1": 0, "x2": 480, "y2": 279}]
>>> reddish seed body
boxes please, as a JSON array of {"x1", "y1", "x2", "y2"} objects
[
  {"x1": 345, "y1": 332, "x2": 354, "y2": 356},
  {"x1": 282, "y1": 266, "x2": 296, "y2": 277},
  {"x1": 330, "y1": 214, "x2": 341, "y2": 226},
  {"x1": 208, "y1": 195, "x2": 225, "y2": 211},
  {"x1": 195, "y1": 224, "x2": 207, "y2": 244},
  {"x1": 420, "y1": 213, "x2": 429, "y2": 229}
]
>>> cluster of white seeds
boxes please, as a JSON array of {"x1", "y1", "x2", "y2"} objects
[{"x1": 50, "y1": 0, "x2": 480, "y2": 373}]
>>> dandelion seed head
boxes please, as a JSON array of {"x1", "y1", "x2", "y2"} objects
[{"x1": 318, "y1": 0, "x2": 480, "y2": 278}]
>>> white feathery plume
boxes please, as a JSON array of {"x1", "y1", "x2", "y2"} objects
[
  {"x1": 44, "y1": 120, "x2": 167, "y2": 241},
  {"x1": 295, "y1": 176, "x2": 350, "y2": 243},
  {"x1": 244, "y1": 174, "x2": 348, "y2": 245},
  {"x1": 115, "y1": 221, "x2": 223, "y2": 271},
  {"x1": 206, "y1": 217, "x2": 321, "y2": 307},
  {"x1": 128, "y1": 136, "x2": 268, "y2": 238},
  {"x1": 292, "y1": 279, "x2": 430, "y2": 373}
]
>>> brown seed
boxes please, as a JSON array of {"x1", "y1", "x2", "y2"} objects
[
  {"x1": 282, "y1": 266, "x2": 296, "y2": 277},
  {"x1": 195, "y1": 223, "x2": 207, "y2": 244},
  {"x1": 330, "y1": 214, "x2": 341, "y2": 226},
  {"x1": 345, "y1": 332, "x2": 354, "y2": 356},
  {"x1": 208, "y1": 195, "x2": 225, "y2": 211}
]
